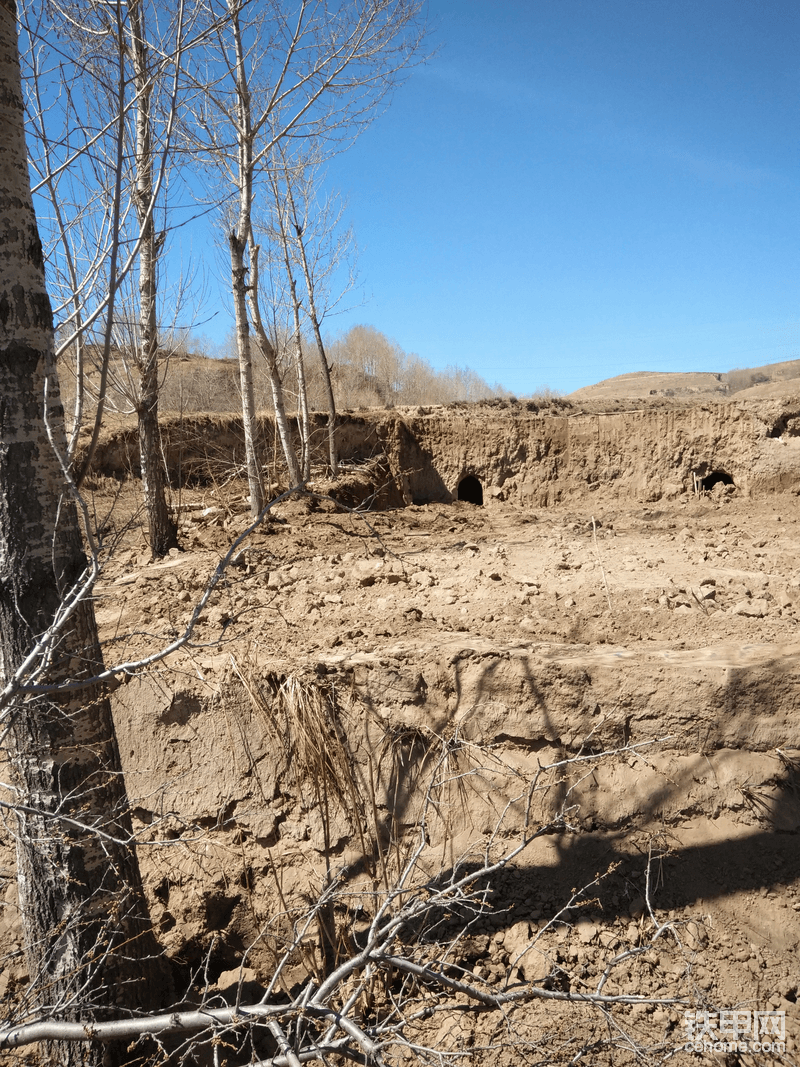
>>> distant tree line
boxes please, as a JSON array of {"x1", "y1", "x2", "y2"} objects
[{"x1": 60, "y1": 323, "x2": 517, "y2": 417}]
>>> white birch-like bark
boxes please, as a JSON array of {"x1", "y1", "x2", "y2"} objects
[
  {"x1": 128, "y1": 0, "x2": 179, "y2": 555},
  {"x1": 228, "y1": 0, "x2": 267, "y2": 514},
  {"x1": 247, "y1": 241, "x2": 304, "y2": 486},
  {"x1": 280, "y1": 161, "x2": 341, "y2": 475},
  {"x1": 271, "y1": 173, "x2": 312, "y2": 479},
  {"x1": 0, "y1": 6, "x2": 166, "y2": 1064}
]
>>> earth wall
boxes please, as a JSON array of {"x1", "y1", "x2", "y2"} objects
[{"x1": 84, "y1": 397, "x2": 800, "y2": 506}]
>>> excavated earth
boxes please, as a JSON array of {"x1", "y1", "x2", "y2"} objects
[{"x1": 3, "y1": 392, "x2": 800, "y2": 1065}]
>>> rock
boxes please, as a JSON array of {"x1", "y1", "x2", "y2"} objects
[
  {"x1": 503, "y1": 920, "x2": 532, "y2": 959},
  {"x1": 575, "y1": 921, "x2": 597, "y2": 944},
  {"x1": 502, "y1": 920, "x2": 552, "y2": 982},
  {"x1": 693, "y1": 582, "x2": 716, "y2": 601},
  {"x1": 411, "y1": 571, "x2": 434, "y2": 588},
  {"x1": 520, "y1": 947, "x2": 552, "y2": 983},
  {"x1": 684, "y1": 920, "x2": 707, "y2": 950},
  {"x1": 354, "y1": 560, "x2": 382, "y2": 576},
  {"x1": 733, "y1": 598, "x2": 769, "y2": 617},
  {"x1": 215, "y1": 966, "x2": 263, "y2": 1003}
]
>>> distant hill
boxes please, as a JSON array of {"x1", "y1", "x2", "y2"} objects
[{"x1": 569, "y1": 359, "x2": 800, "y2": 401}]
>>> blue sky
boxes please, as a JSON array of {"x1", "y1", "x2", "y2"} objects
[
  {"x1": 294, "y1": 0, "x2": 800, "y2": 395},
  {"x1": 28, "y1": 0, "x2": 799, "y2": 396}
]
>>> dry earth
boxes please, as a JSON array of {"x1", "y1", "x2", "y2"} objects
[{"x1": 3, "y1": 391, "x2": 800, "y2": 1065}]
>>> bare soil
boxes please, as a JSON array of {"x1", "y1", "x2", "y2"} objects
[{"x1": 3, "y1": 396, "x2": 800, "y2": 1065}]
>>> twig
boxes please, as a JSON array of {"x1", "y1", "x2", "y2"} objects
[{"x1": 591, "y1": 515, "x2": 612, "y2": 611}]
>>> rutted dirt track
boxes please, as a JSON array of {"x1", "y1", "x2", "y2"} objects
[{"x1": 3, "y1": 394, "x2": 800, "y2": 1064}]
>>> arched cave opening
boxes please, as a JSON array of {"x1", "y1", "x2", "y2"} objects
[
  {"x1": 457, "y1": 475, "x2": 484, "y2": 506},
  {"x1": 700, "y1": 469, "x2": 734, "y2": 492}
]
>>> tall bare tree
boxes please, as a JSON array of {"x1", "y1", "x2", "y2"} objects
[
  {"x1": 23, "y1": 0, "x2": 197, "y2": 556},
  {"x1": 126, "y1": 0, "x2": 180, "y2": 555},
  {"x1": 0, "y1": 4, "x2": 166, "y2": 1064},
  {"x1": 20, "y1": 0, "x2": 135, "y2": 469},
  {"x1": 268, "y1": 162, "x2": 313, "y2": 478},
  {"x1": 272, "y1": 145, "x2": 358, "y2": 475},
  {"x1": 191, "y1": 0, "x2": 427, "y2": 514}
]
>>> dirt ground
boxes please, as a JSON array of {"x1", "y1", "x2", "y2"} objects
[{"x1": 3, "y1": 413, "x2": 800, "y2": 1065}]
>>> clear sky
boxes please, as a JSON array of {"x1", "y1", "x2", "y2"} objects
[
  {"x1": 192, "y1": 0, "x2": 800, "y2": 396},
  {"x1": 315, "y1": 0, "x2": 800, "y2": 395}
]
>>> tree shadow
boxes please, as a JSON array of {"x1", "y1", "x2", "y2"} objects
[{"x1": 353, "y1": 645, "x2": 800, "y2": 943}]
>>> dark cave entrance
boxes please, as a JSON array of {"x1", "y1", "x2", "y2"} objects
[
  {"x1": 699, "y1": 469, "x2": 735, "y2": 492},
  {"x1": 457, "y1": 475, "x2": 484, "y2": 506}
]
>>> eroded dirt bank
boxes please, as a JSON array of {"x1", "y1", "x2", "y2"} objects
[
  {"x1": 109, "y1": 486, "x2": 800, "y2": 1062},
  {"x1": 3, "y1": 402, "x2": 800, "y2": 1064},
  {"x1": 84, "y1": 393, "x2": 800, "y2": 506}
]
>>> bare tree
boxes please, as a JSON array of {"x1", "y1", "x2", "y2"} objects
[
  {"x1": 22, "y1": 0, "x2": 202, "y2": 556},
  {"x1": 125, "y1": 0, "x2": 182, "y2": 555},
  {"x1": 268, "y1": 144, "x2": 359, "y2": 476},
  {"x1": 248, "y1": 237, "x2": 305, "y2": 487},
  {"x1": 0, "y1": 6, "x2": 168, "y2": 1065},
  {"x1": 20, "y1": 0, "x2": 134, "y2": 467},
  {"x1": 267, "y1": 161, "x2": 314, "y2": 479},
  {"x1": 188, "y1": 0, "x2": 427, "y2": 514}
]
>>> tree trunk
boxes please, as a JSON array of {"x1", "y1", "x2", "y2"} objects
[
  {"x1": 282, "y1": 176, "x2": 339, "y2": 476},
  {"x1": 291, "y1": 309, "x2": 312, "y2": 481},
  {"x1": 305, "y1": 301, "x2": 338, "y2": 476},
  {"x1": 247, "y1": 243, "x2": 303, "y2": 487},
  {"x1": 226, "y1": 1, "x2": 266, "y2": 517},
  {"x1": 230, "y1": 231, "x2": 266, "y2": 514},
  {"x1": 273, "y1": 186, "x2": 312, "y2": 479},
  {"x1": 129, "y1": 0, "x2": 178, "y2": 557},
  {"x1": 0, "y1": 6, "x2": 167, "y2": 1065}
]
